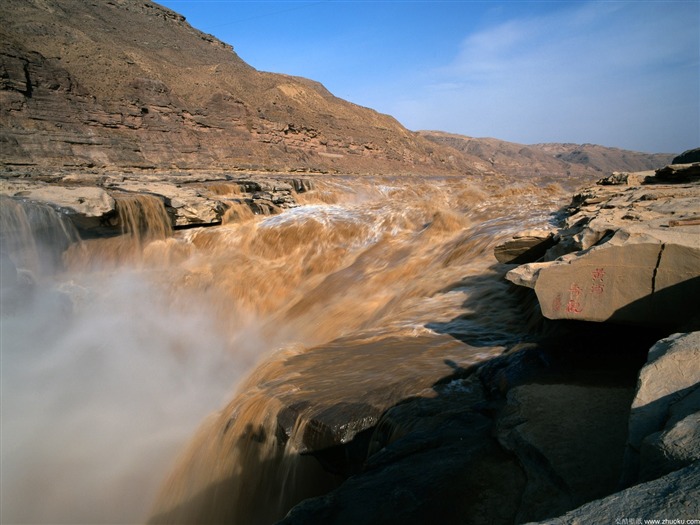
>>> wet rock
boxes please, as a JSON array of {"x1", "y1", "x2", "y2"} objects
[
  {"x1": 249, "y1": 198, "x2": 281, "y2": 216},
  {"x1": 279, "y1": 383, "x2": 526, "y2": 525},
  {"x1": 621, "y1": 331, "x2": 700, "y2": 486},
  {"x1": 291, "y1": 178, "x2": 314, "y2": 193},
  {"x1": 0, "y1": 179, "x2": 116, "y2": 231},
  {"x1": 524, "y1": 461, "x2": 700, "y2": 525},
  {"x1": 111, "y1": 180, "x2": 227, "y2": 226},
  {"x1": 0, "y1": 174, "x2": 310, "y2": 232}
]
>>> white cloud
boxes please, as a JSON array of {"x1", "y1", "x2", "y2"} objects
[{"x1": 388, "y1": 1, "x2": 700, "y2": 152}]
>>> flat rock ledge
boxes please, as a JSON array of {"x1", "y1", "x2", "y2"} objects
[
  {"x1": 0, "y1": 170, "x2": 315, "y2": 234},
  {"x1": 501, "y1": 162, "x2": 700, "y2": 328}
]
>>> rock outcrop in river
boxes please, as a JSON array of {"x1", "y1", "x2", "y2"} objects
[
  {"x1": 0, "y1": 171, "x2": 315, "y2": 238},
  {"x1": 504, "y1": 162, "x2": 700, "y2": 329},
  {"x1": 256, "y1": 162, "x2": 699, "y2": 524}
]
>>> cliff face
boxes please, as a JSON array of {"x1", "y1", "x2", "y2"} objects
[
  {"x1": 0, "y1": 0, "x2": 476, "y2": 175},
  {"x1": 1, "y1": 0, "x2": 677, "y2": 177}
]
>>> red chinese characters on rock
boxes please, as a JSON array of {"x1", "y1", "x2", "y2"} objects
[
  {"x1": 552, "y1": 294, "x2": 562, "y2": 313},
  {"x1": 566, "y1": 283, "x2": 583, "y2": 313},
  {"x1": 590, "y1": 267, "x2": 605, "y2": 296}
]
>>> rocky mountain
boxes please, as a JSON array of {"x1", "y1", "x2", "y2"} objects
[
  {"x1": 0, "y1": 0, "x2": 479, "y2": 175},
  {"x1": 419, "y1": 131, "x2": 674, "y2": 181},
  {"x1": 0, "y1": 0, "x2": 676, "y2": 178}
]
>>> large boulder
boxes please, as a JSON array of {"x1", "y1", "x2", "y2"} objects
[
  {"x1": 621, "y1": 331, "x2": 700, "y2": 486},
  {"x1": 672, "y1": 147, "x2": 700, "y2": 164},
  {"x1": 525, "y1": 461, "x2": 700, "y2": 525},
  {"x1": 506, "y1": 175, "x2": 700, "y2": 328},
  {"x1": 507, "y1": 229, "x2": 700, "y2": 326}
]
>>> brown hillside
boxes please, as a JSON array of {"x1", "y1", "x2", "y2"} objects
[
  {"x1": 418, "y1": 131, "x2": 674, "y2": 184},
  {"x1": 0, "y1": 0, "x2": 479, "y2": 175},
  {"x1": 0, "y1": 0, "x2": 676, "y2": 178}
]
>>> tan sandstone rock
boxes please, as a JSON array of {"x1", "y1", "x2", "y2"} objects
[
  {"x1": 0, "y1": 179, "x2": 115, "y2": 217},
  {"x1": 506, "y1": 167, "x2": 700, "y2": 327}
]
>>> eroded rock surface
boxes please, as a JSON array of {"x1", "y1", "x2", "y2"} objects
[
  {"x1": 505, "y1": 163, "x2": 700, "y2": 328},
  {"x1": 525, "y1": 461, "x2": 700, "y2": 525},
  {"x1": 0, "y1": 173, "x2": 314, "y2": 233},
  {"x1": 621, "y1": 331, "x2": 700, "y2": 486}
]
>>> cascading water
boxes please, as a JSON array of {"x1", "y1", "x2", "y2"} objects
[
  {"x1": 0, "y1": 195, "x2": 80, "y2": 280},
  {"x1": 0, "y1": 174, "x2": 578, "y2": 524}
]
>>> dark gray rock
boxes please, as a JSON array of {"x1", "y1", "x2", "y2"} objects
[
  {"x1": 496, "y1": 384, "x2": 634, "y2": 523},
  {"x1": 672, "y1": 147, "x2": 700, "y2": 165},
  {"x1": 525, "y1": 461, "x2": 700, "y2": 525},
  {"x1": 621, "y1": 332, "x2": 700, "y2": 487}
]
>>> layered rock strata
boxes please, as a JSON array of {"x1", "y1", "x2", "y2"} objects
[
  {"x1": 0, "y1": 172, "x2": 314, "y2": 235},
  {"x1": 0, "y1": 0, "x2": 481, "y2": 176},
  {"x1": 503, "y1": 163, "x2": 700, "y2": 329}
]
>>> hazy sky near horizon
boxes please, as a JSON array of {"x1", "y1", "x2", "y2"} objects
[{"x1": 157, "y1": 0, "x2": 699, "y2": 154}]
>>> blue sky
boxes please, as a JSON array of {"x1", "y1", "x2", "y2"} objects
[{"x1": 158, "y1": 0, "x2": 699, "y2": 154}]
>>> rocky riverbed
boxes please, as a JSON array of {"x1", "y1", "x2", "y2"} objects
[
  {"x1": 1, "y1": 160, "x2": 698, "y2": 524},
  {"x1": 273, "y1": 161, "x2": 700, "y2": 524}
]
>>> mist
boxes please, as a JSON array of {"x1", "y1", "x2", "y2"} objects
[{"x1": 1, "y1": 268, "x2": 249, "y2": 524}]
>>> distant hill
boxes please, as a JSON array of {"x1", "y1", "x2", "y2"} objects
[
  {"x1": 418, "y1": 131, "x2": 674, "y2": 182},
  {"x1": 0, "y1": 0, "x2": 677, "y2": 177}
]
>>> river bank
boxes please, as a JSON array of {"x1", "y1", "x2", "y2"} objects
[{"x1": 1, "y1": 162, "x2": 698, "y2": 524}]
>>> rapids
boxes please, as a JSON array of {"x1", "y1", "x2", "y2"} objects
[{"x1": 0, "y1": 174, "x2": 583, "y2": 524}]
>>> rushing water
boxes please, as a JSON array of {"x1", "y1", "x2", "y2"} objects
[{"x1": 0, "y1": 174, "x2": 583, "y2": 524}]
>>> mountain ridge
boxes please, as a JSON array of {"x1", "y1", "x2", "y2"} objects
[
  {"x1": 418, "y1": 130, "x2": 674, "y2": 181},
  {"x1": 0, "y1": 0, "x2": 677, "y2": 177}
]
